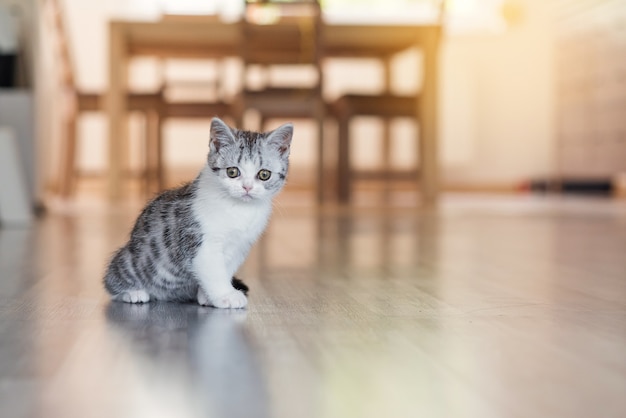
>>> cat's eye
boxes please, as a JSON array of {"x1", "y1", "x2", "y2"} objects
[
  {"x1": 226, "y1": 167, "x2": 240, "y2": 178},
  {"x1": 258, "y1": 169, "x2": 271, "y2": 181}
]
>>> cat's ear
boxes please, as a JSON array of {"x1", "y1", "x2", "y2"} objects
[
  {"x1": 267, "y1": 123, "x2": 293, "y2": 157},
  {"x1": 210, "y1": 117, "x2": 236, "y2": 153}
]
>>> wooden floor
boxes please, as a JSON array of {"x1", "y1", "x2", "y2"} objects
[{"x1": 1, "y1": 192, "x2": 625, "y2": 418}]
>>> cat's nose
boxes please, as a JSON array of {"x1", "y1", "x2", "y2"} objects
[{"x1": 242, "y1": 184, "x2": 253, "y2": 193}]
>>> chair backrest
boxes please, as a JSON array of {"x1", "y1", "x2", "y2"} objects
[
  {"x1": 42, "y1": 0, "x2": 77, "y2": 93},
  {"x1": 240, "y1": 0, "x2": 323, "y2": 89},
  {"x1": 242, "y1": 18, "x2": 320, "y2": 65}
]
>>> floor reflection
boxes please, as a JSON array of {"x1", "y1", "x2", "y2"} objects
[
  {"x1": 0, "y1": 226, "x2": 36, "y2": 297},
  {"x1": 252, "y1": 208, "x2": 441, "y2": 284},
  {"x1": 105, "y1": 302, "x2": 269, "y2": 418}
]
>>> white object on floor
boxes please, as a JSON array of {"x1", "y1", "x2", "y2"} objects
[
  {"x1": 0, "y1": 127, "x2": 32, "y2": 226},
  {"x1": 0, "y1": 90, "x2": 35, "y2": 202}
]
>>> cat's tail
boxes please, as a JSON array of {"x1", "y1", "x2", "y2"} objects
[
  {"x1": 231, "y1": 277, "x2": 249, "y2": 296},
  {"x1": 103, "y1": 247, "x2": 140, "y2": 299}
]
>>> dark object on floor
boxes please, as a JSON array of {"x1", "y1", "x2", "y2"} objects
[{"x1": 530, "y1": 179, "x2": 613, "y2": 196}]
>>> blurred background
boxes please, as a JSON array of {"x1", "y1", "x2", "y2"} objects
[
  {"x1": 0, "y1": 0, "x2": 625, "y2": 212},
  {"x1": 1, "y1": 3, "x2": 625, "y2": 417}
]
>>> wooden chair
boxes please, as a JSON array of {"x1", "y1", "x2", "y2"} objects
[
  {"x1": 45, "y1": 0, "x2": 163, "y2": 198},
  {"x1": 329, "y1": 1, "x2": 445, "y2": 203},
  {"x1": 331, "y1": 94, "x2": 419, "y2": 203},
  {"x1": 234, "y1": 0, "x2": 325, "y2": 202},
  {"x1": 48, "y1": 2, "x2": 236, "y2": 196}
]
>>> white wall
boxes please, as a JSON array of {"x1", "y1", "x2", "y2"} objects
[{"x1": 440, "y1": 0, "x2": 556, "y2": 186}]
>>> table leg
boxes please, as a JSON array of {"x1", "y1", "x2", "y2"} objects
[
  {"x1": 418, "y1": 27, "x2": 440, "y2": 207},
  {"x1": 382, "y1": 55, "x2": 392, "y2": 201},
  {"x1": 106, "y1": 21, "x2": 128, "y2": 201},
  {"x1": 316, "y1": 98, "x2": 325, "y2": 204}
]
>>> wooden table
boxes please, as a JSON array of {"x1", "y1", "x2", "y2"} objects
[{"x1": 106, "y1": 19, "x2": 440, "y2": 205}]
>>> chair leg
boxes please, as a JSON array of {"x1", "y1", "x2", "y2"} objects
[
  {"x1": 337, "y1": 113, "x2": 350, "y2": 204},
  {"x1": 155, "y1": 111, "x2": 164, "y2": 192},
  {"x1": 315, "y1": 102, "x2": 325, "y2": 204},
  {"x1": 382, "y1": 117, "x2": 392, "y2": 201},
  {"x1": 58, "y1": 109, "x2": 78, "y2": 198},
  {"x1": 144, "y1": 109, "x2": 163, "y2": 197},
  {"x1": 140, "y1": 114, "x2": 150, "y2": 198}
]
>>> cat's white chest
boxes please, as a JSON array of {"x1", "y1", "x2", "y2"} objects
[
  {"x1": 194, "y1": 195, "x2": 271, "y2": 250},
  {"x1": 193, "y1": 197, "x2": 271, "y2": 276}
]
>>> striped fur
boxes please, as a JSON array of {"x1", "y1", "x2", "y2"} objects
[{"x1": 104, "y1": 118, "x2": 292, "y2": 308}]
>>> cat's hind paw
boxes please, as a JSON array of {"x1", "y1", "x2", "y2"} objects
[
  {"x1": 118, "y1": 289, "x2": 150, "y2": 304},
  {"x1": 199, "y1": 289, "x2": 247, "y2": 309},
  {"x1": 213, "y1": 290, "x2": 248, "y2": 309}
]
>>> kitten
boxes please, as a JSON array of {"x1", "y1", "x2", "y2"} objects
[{"x1": 104, "y1": 117, "x2": 293, "y2": 308}]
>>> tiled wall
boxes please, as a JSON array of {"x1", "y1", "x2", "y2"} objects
[{"x1": 555, "y1": 0, "x2": 626, "y2": 179}]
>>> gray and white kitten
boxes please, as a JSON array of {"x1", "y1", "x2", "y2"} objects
[{"x1": 104, "y1": 117, "x2": 293, "y2": 308}]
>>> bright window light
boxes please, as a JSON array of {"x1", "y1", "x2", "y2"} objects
[
  {"x1": 323, "y1": 0, "x2": 509, "y2": 34},
  {"x1": 127, "y1": 0, "x2": 509, "y2": 34}
]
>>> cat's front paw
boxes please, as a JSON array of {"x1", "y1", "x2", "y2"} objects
[
  {"x1": 118, "y1": 289, "x2": 150, "y2": 304},
  {"x1": 208, "y1": 290, "x2": 248, "y2": 309}
]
